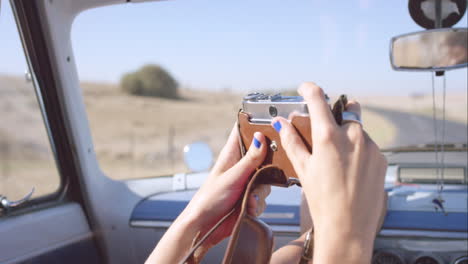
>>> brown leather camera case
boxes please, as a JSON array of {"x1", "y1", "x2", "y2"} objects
[{"x1": 238, "y1": 112, "x2": 312, "y2": 179}]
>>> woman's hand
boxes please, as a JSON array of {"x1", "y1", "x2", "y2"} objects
[
  {"x1": 272, "y1": 83, "x2": 387, "y2": 264},
  {"x1": 185, "y1": 126, "x2": 268, "y2": 230},
  {"x1": 146, "y1": 125, "x2": 269, "y2": 264}
]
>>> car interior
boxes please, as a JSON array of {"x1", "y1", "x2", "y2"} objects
[{"x1": 0, "y1": 0, "x2": 467, "y2": 264}]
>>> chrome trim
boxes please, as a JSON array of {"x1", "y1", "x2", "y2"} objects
[
  {"x1": 130, "y1": 220, "x2": 301, "y2": 234},
  {"x1": 260, "y1": 212, "x2": 295, "y2": 219},
  {"x1": 389, "y1": 28, "x2": 468, "y2": 72},
  {"x1": 378, "y1": 229, "x2": 468, "y2": 239},
  {"x1": 130, "y1": 220, "x2": 172, "y2": 228},
  {"x1": 130, "y1": 220, "x2": 467, "y2": 240},
  {"x1": 270, "y1": 225, "x2": 301, "y2": 234},
  {"x1": 0, "y1": 188, "x2": 35, "y2": 211},
  {"x1": 454, "y1": 256, "x2": 468, "y2": 264}
]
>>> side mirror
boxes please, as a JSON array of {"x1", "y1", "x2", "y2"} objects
[
  {"x1": 183, "y1": 142, "x2": 213, "y2": 173},
  {"x1": 390, "y1": 28, "x2": 467, "y2": 71}
]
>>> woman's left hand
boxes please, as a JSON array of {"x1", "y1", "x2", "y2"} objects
[
  {"x1": 182, "y1": 125, "x2": 270, "y2": 255},
  {"x1": 146, "y1": 125, "x2": 269, "y2": 264}
]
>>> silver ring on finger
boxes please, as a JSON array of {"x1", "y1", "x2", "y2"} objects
[{"x1": 342, "y1": 111, "x2": 362, "y2": 126}]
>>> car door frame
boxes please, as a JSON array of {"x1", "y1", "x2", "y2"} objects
[
  {"x1": 9, "y1": 0, "x2": 177, "y2": 263},
  {"x1": 0, "y1": 0, "x2": 106, "y2": 263}
]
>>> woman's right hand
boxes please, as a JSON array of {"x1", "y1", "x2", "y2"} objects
[{"x1": 271, "y1": 82, "x2": 387, "y2": 263}]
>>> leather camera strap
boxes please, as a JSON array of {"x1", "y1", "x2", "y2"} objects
[
  {"x1": 181, "y1": 207, "x2": 237, "y2": 264},
  {"x1": 222, "y1": 165, "x2": 291, "y2": 263},
  {"x1": 180, "y1": 165, "x2": 287, "y2": 264}
]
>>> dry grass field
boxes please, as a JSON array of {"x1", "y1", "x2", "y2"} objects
[
  {"x1": 360, "y1": 93, "x2": 468, "y2": 124},
  {"x1": 81, "y1": 81, "x2": 241, "y2": 179},
  {"x1": 1, "y1": 74, "x2": 466, "y2": 200},
  {"x1": 81, "y1": 82, "x2": 399, "y2": 180},
  {"x1": 0, "y1": 75, "x2": 61, "y2": 200}
]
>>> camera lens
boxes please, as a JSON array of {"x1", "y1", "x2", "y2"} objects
[{"x1": 269, "y1": 105, "x2": 278, "y2": 117}]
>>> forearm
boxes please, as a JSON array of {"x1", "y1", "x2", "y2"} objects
[
  {"x1": 313, "y1": 227, "x2": 373, "y2": 264},
  {"x1": 145, "y1": 209, "x2": 201, "y2": 264}
]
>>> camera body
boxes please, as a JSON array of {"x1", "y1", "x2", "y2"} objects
[
  {"x1": 238, "y1": 92, "x2": 342, "y2": 180},
  {"x1": 238, "y1": 92, "x2": 314, "y2": 180}
]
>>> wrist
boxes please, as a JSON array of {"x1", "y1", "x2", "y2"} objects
[
  {"x1": 313, "y1": 227, "x2": 374, "y2": 264},
  {"x1": 146, "y1": 202, "x2": 205, "y2": 263},
  {"x1": 176, "y1": 203, "x2": 205, "y2": 231},
  {"x1": 183, "y1": 188, "x2": 228, "y2": 229}
]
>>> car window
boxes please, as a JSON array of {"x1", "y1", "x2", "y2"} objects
[
  {"x1": 0, "y1": 1, "x2": 61, "y2": 202},
  {"x1": 72, "y1": 1, "x2": 467, "y2": 180}
]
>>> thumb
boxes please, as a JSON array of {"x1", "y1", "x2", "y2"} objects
[
  {"x1": 223, "y1": 132, "x2": 267, "y2": 185},
  {"x1": 210, "y1": 123, "x2": 242, "y2": 175},
  {"x1": 271, "y1": 117, "x2": 310, "y2": 177}
]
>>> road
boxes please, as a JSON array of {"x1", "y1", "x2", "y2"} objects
[{"x1": 366, "y1": 106, "x2": 468, "y2": 147}]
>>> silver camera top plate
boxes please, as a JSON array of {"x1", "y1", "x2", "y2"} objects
[{"x1": 242, "y1": 92, "x2": 310, "y2": 123}]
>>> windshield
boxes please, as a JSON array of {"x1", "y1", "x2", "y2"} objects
[{"x1": 9, "y1": 1, "x2": 468, "y2": 180}]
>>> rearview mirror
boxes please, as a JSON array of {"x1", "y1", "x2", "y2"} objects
[{"x1": 390, "y1": 28, "x2": 467, "y2": 71}]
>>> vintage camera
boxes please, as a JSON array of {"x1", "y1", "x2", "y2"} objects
[{"x1": 238, "y1": 92, "x2": 343, "y2": 179}]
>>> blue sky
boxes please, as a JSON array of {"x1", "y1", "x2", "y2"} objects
[{"x1": 1, "y1": 0, "x2": 467, "y2": 95}]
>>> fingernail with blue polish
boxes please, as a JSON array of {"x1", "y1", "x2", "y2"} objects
[
  {"x1": 254, "y1": 194, "x2": 259, "y2": 201},
  {"x1": 253, "y1": 137, "x2": 261, "y2": 149},
  {"x1": 273, "y1": 121, "x2": 282, "y2": 132}
]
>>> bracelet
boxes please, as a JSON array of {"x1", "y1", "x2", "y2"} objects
[{"x1": 299, "y1": 229, "x2": 314, "y2": 264}]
